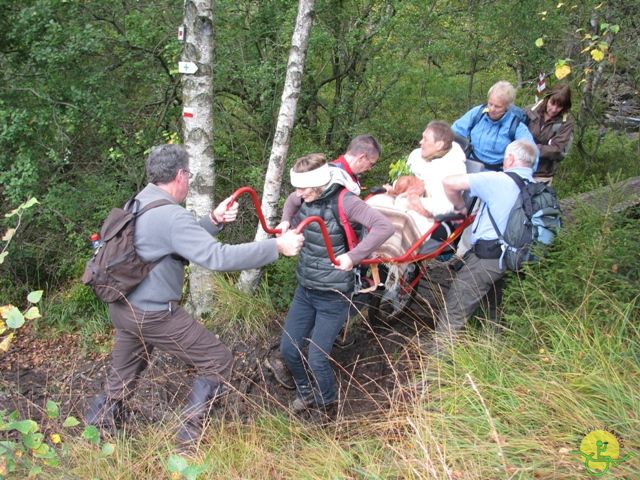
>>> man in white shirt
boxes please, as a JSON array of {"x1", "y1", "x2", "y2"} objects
[{"x1": 406, "y1": 120, "x2": 467, "y2": 218}]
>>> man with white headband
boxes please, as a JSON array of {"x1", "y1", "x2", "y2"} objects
[{"x1": 275, "y1": 153, "x2": 393, "y2": 414}]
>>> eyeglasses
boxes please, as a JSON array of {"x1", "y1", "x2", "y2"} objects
[
  {"x1": 181, "y1": 169, "x2": 194, "y2": 180},
  {"x1": 363, "y1": 154, "x2": 378, "y2": 166}
]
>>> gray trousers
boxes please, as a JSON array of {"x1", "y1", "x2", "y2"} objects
[
  {"x1": 436, "y1": 251, "x2": 506, "y2": 334},
  {"x1": 104, "y1": 301, "x2": 233, "y2": 400}
]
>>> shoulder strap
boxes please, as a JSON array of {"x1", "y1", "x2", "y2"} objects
[
  {"x1": 508, "y1": 116, "x2": 520, "y2": 141},
  {"x1": 135, "y1": 198, "x2": 174, "y2": 216},
  {"x1": 486, "y1": 172, "x2": 530, "y2": 240},
  {"x1": 486, "y1": 205, "x2": 503, "y2": 241},
  {"x1": 124, "y1": 197, "x2": 186, "y2": 264},
  {"x1": 337, "y1": 188, "x2": 359, "y2": 251},
  {"x1": 468, "y1": 104, "x2": 487, "y2": 134},
  {"x1": 549, "y1": 114, "x2": 567, "y2": 135},
  {"x1": 504, "y1": 171, "x2": 533, "y2": 216}
]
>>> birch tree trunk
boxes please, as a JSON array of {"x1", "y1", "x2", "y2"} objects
[
  {"x1": 181, "y1": 0, "x2": 215, "y2": 316},
  {"x1": 236, "y1": 0, "x2": 315, "y2": 292}
]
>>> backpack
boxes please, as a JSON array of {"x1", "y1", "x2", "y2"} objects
[
  {"x1": 465, "y1": 105, "x2": 530, "y2": 160},
  {"x1": 81, "y1": 197, "x2": 173, "y2": 303},
  {"x1": 486, "y1": 172, "x2": 561, "y2": 272}
]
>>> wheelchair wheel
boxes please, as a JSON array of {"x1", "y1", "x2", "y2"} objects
[{"x1": 367, "y1": 263, "x2": 421, "y2": 324}]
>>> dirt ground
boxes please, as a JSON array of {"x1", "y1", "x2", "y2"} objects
[{"x1": 0, "y1": 261, "x2": 453, "y2": 432}]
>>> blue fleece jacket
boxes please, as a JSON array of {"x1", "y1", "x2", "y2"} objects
[{"x1": 452, "y1": 105, "x2": 538, "y2": 168}]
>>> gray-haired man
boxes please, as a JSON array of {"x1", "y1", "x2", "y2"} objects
[{"x1": 85, "y1": 144, "x2": 303, "y2": 445}]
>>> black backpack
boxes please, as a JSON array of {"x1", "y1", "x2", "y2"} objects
[
  {"x1": 486, "y1": 172, "x2": 561, "y2": 272},
  {"x1": 82, "y1": 197, "x2": 173, "y2": 303},
  {"x1": 464, "y1": 105, "x2": 530, "y2": 160}
]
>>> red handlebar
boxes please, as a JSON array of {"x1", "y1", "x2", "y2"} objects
[
  {"x1": 227, "y1": 186, "x2": 282, "y2": 235},
  {"x1": 227, "y1": 187, "x2": 341, "y2": 265},
  {"x1": 227, "y1": 186, "x2": 474, "y2": 267}
]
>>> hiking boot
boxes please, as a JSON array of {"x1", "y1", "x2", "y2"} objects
[
  {"x1": 448, "y1": 256, "x2": 465, "y2": 272},
  {"x1": 176, "y1": 377, "x2": 225, "y2": 446},
  {"x1": 85, "y1": 393, "x2": 126, "y2": 433},
  {"x1": 334, "y1": 332, "x2": 355, "y2": 349},
  {"x1": 291, "y1": 393, "x2": 316, "y2": 414},
  {"x1": 292, "y1": 395, "x2": 338, "y2": 414},
  {"x1": 264, "y1": 354, "x2": 295, "y2": 390}
]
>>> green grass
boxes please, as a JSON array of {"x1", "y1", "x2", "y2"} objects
[
  {"x1": 204, "y1": 273, "x2": 278, "y2": 343},
  {"x1": 8, "y1": 198, "x2": 640, "y2": 480},
  {"x1": 39, "y1": 282, "x2": 112, "y2": 354}
]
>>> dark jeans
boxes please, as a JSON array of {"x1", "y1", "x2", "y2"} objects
[{"x1": 280, "y1": 285, "x2": 350, "y2": 407}]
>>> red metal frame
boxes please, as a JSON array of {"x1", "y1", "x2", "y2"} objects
[{"x1": 228, "y1": 186, "x2": 475, "y2": 266}]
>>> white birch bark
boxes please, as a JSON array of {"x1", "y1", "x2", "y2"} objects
[
  {"x1": 237, "y1": 0, "x2": 315, "y2": 292},
  {"x1": 181, "y1": 0, "x2": 215, "y2": 316}
]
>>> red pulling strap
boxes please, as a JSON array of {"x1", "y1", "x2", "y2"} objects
[
  {"x1": 227, "y1": 186, "x2": 282, "y2": 235},
  {"x1": 227, "y1": 186, "x2": 475, "y2": 267}
]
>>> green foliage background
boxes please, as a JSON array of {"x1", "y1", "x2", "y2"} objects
[{"x1": 1, "y1": 0, "x2": 639, "y2": 310}]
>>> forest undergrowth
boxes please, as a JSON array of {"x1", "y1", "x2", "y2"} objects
[{"x1": 3, "y1": 197, "x2": 638, "y2": 480}]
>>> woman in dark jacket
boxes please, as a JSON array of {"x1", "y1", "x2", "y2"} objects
[
  {"x1": 525, "y1": 83, "x2": 574, "y2": 183},
  {"x1": 276, "y1": 153, "x2": 393, "y2": 413}
]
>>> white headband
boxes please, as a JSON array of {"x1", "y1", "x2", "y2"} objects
[{"x1": 290, "y1": 163, "x2": 331, "y2": 188}]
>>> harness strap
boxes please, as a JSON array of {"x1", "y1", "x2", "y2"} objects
[{"x1": 336, "y1": 188, "x2": 360, "y2": 251}]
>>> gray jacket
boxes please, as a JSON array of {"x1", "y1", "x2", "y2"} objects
[{"x1": 127, "y1": 183, "x2": 279, "y2": 311}]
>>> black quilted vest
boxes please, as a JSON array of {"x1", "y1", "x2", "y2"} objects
[{"x1": 294, "y1": 184, "x2": 355, "y2": 293}]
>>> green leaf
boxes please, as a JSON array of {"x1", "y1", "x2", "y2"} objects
[
  {"x1": 63, "y1": 416, "x2": 80, "y2": 428},
  {"x1": 182, "y1": 465, "x2": 207, "y2": 480},
  {"x1": 0, "y1": 440, "x2": 18, "y2": 454},
  {"x1": 535, "y1": 37, "x2": 544, "y2": 48},
  {"x1": 27, "y1": 290, "x2": 43, "y2": 304},
  {"x1": 3, "y1": 306, "x2": 24, "y2": 329},
  {"x1": 45, "y1": 456, "x2": 61, "y2": 467},
  {"x1": 32, "y1": 442, "x2": 51, "y2": 457},
  {"x1": 167, "y1": 454, "x2": 189, "y2": 473},
  {"x1": 101, "y1": 442, "x2": 115, "y2": 457},
  {"x1": 24, "y1": 307, "x2": 41, "y2": 320},
  {"x1": 82, "y1": 425, "x2": 101, "y2": 445},
  {"x1": 46, "y1": 400, "x2": 60, "y2": 419},
  {"x1": 5, "y1": 198, "x2": 39, "y2": 219},
  {"x1": 4, "y1": 208, "x2": 19, "y2": 218},
  {"x1": 0, "y1": 251, "x2": 7, "y2": 264},
  {"x1": 2, "y1": 419, "x2": 38, "y2": 434},
  {"x1": 610, "y1": 24, "x2": 620, "y2": 34},
  {"x1": 28, "y1": 465, "x2": 43, "y2": 478},
  {"x1": 22, "y1": 432, "x2": 44, "y2": 449}
]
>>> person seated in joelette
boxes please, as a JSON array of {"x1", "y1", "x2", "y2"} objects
[
  {"x1": 365, "y1": 121, "x2": 467, "y2": 256},
  {"x1": 367, "y1": 175, "x2": 433, "y2": 234},
  {"x1": 405, "y1": 120, "x2": 467, "y2": 218},
  {"x1": 452, "y1": 80, "x2": 537, "y2": 171}
]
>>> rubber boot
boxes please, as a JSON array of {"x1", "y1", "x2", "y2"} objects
[
  {"x1": 176, "y1": 377, "x2": 223, "y2": 446},
  {"x1": 85, "y1": 393, "x2": 126, "y2": 432}
]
